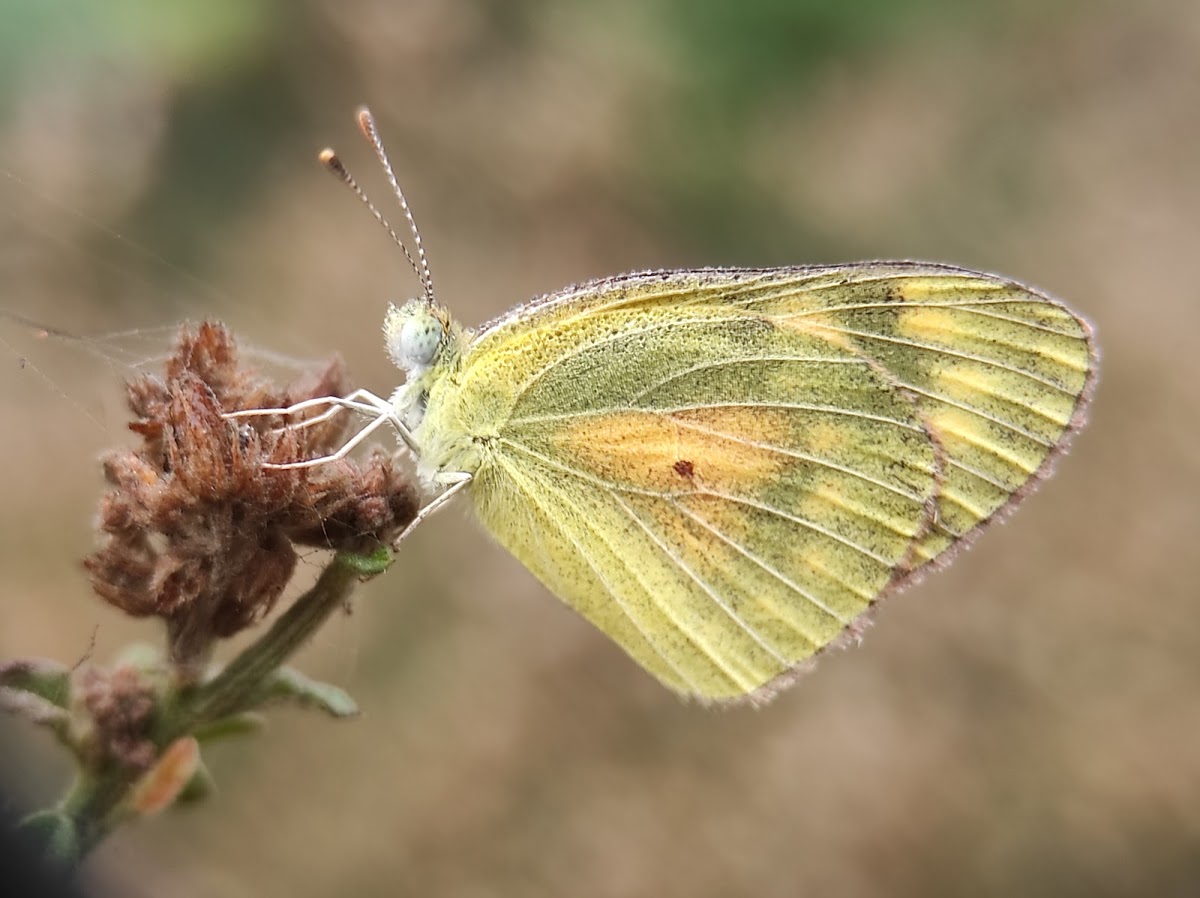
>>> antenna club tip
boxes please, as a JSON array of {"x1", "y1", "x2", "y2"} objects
[
  {"x1": 356, "y1": 107, "x2": 378, "y2": 140},
  {"x1": 318, "y1": 148, "x2": 351, "y2": 181}
]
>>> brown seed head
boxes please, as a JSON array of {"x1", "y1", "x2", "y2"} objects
[{"x1": 84, "y1": 322, "x2": 417, "y2": 672}]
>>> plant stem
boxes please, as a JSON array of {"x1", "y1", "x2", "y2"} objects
[
  {"x1": 63, "y1": 549, "x2": 389, "y2": 858},
  {"x1": 176, "y1": 553, "x2": 365, "y2": 731}
]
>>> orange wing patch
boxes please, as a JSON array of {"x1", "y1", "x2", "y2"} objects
[{"x1": 549, "y1": 407, "x2": 791, "y2": 495}]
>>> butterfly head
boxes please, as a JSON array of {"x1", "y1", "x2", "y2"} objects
[
  {"x1": 384, "y1": 299, "x2": 455, "y2": 375},
  {"x1": 383, "y1": 299, "x2": 462, "y2": 434}
]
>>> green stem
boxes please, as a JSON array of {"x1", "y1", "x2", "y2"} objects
[
  {"x1": 69, "y1": 771, "x2": 133, "y2": 857},
  {"x1": 174, "y1": 555, "x2": 363, "y2": 731},
  {"x1": 62, "y1": 549, "x2": 390, "y2": 858}
]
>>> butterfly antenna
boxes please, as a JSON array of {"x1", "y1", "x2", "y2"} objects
[
  {"x1": 354, "y1": 107, "x2": 436, "y2": 305},
  {"x1": 317, "y1": 144, "x2": 428, "y2": 301}
]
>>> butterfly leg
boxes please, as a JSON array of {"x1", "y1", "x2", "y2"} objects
[
  {"x1": 223, "y1": 389, "x2": 388, "y2": 431},
  {"x1": 393, "y1": 473, "x2": 472, "y2": 547},
  {"x1": 253, "y1": 389, "x2": 390, "y2": 435},
  {"x1": 223, "y1": 389, "x2": 419, "y2": 468},
  {"x1": 260, "y1": 403, "x2": 407, "y2": 469}
]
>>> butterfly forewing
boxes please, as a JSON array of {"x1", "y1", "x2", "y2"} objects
[
  {"x1": 728, "y1": 265, "x2": 1096, "y2": 565},
  {"x1": 430, "y1": 263, "x2": 1096, "y2": 702}
]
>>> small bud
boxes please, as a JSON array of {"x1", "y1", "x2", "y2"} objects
[
  {"x1": 71, "y1": 664, "x2": 157, "y2": 771},
  {"x1": 129, "y1": 737, "x2": 201, "y2": 816}
]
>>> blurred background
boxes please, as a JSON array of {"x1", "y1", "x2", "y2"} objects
[{"x1": 1, "y1": 1, "x2": 1197, "y2": 895}]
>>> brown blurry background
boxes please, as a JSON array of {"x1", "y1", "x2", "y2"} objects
[{"x1": 1, "y1": 1, "x2": 1197, "y2": 895}]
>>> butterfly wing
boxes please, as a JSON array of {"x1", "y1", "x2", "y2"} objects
[{"x1": 444, "y1": 263, "x2": 1097, "y2": 702}]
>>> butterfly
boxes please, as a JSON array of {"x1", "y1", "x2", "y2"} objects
[{"x1": 238, "y1": 108, "x2": 1098, "y2": 704}]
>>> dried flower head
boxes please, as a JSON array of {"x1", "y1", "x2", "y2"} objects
[{"x1": 84, "y1": 322, "x2": 417, "y2": 673}]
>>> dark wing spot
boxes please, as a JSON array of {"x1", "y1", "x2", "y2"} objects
[{"x1": 673, "y1": 459, "x2": 695, "y2": 478}]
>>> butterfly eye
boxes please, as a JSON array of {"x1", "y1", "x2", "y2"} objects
[
  {"x1": 384, "y1": 301, "x2": 445, "y2": 372},
  {"x1": 400, "y1": 315, "x2": 442, "y2": 367}
]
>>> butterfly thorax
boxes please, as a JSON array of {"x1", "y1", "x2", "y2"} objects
[{"x1": 384, "y1": 298, "x2": 494, "y2": 491}]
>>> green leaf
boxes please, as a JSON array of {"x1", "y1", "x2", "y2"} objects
[
  {"x1": 0, "y1": 658, "x2": 71, "y2": 708},
  {"x1": 18, "y1": 809, "x2": 80, "y2": 867},
  {"x1": 0, "y1": 659, "x2": 71, "y2": 741},
  {"x1": 193, "y1": 712, "x2": 267, "y2": 743},
  {"x1": 253, "y1": 667, "x2": 359, "y2": 719},
  {"x1": 176, "y1": 758, "x2": 216, "y2": 806}
]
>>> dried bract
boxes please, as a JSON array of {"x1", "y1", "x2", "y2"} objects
[{"x1": 84, "y1": 322, "x2": 417, "y2": 671}]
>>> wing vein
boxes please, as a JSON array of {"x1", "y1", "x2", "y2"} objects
[
  {"x1": 667, "y1": 414, "x2": 930, "y2": 509},
  {"x1": 772, "y1": 297, "x2": 1083, "y2": 337},
  {"x1": 627, "y1": 353, "x2": 864, "y2": 405},
  {"x1": 701, "y1": 488, "x2": 895, "y2": 567},
  {"x1": 492, "y1": 454, "x2": 707, "y2": 693},
  {"x1": 496, "y1": 437, "x2": 679, "y2": 497},
  {"x1": 510, "y1": 400, "x2": 924, "y2": 433},
  {"x1": 611, "y1": 493, "x2": 789, "y2": 673},
  {"x1": 780, "y1": 323, "x2": 1077, "y2": 393},
  {"x1": 931, "y1": 419, "x2": 1039, "y2": 474},
  {"x1": 498, "y1": 438, "x2": 901, "y2": 567},
  {"x1": 897, "y1": 385, "x2": 1056, "y2": 447},
  {"x1": 511, "y1": 314, "x2": 754, "y2": 401},
  {"x1": 671, "y1": 499, "x2": 852, "y2": 626}
]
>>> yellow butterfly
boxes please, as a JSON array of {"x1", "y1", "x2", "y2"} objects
[{"x1": 245, "y1": 109, "x2": 1098, "y2": 704}]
